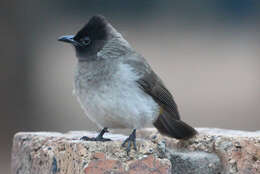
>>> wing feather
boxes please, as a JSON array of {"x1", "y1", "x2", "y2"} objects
[{"x1": 124, "y1": 55, "x2": 197, "y2": 139}]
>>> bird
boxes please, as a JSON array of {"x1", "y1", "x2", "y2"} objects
[{"x1": 58, "y1": 15, "x2": 197, "y2": 155}]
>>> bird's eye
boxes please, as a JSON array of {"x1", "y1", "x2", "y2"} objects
[{"x1": 80, "y1": 37, "x2": 91, "y2": 46}]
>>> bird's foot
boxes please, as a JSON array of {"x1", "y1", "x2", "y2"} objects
[
  {"x1": 80, "y1": 136, "x2": 111, "y2": 142},
  {"x1": 121, "y1": 129, "x2": 137, "y2": 155},
  {"x1": 80, "y1": 127, "x2": 112, "y2": 142}
]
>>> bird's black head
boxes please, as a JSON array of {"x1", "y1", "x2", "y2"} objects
[{"x1": 58, "y1": 15, "x2": 110, "y2": 61}]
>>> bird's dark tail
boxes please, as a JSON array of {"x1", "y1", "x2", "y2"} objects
[{"x1": 153, "y1": 112, "x2": 197, "y2": 139}]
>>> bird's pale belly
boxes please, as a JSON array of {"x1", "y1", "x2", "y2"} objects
[{"x1": 75, "y1": 81, "x2": 160, "y2": 129}]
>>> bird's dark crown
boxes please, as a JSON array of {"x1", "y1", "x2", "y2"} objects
[
  {"x1": 74, "y1": 15, "x2": 109, "y2": 42},
  {"x1": 58, "y1": 15, "x2": 113, "y2": 61}
]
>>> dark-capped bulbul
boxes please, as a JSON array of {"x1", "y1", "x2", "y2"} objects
[{"x1": 58, "y1": 15, "x2": 197, "y2": 155}]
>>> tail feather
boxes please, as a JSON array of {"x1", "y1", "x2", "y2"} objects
[{"x1": 153, "y1": 112, "x2": 197, "y2": 139}]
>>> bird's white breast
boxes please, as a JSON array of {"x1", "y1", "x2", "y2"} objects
[{"x1": 74, "y1": 62, "x2": 159, "y2": 129}]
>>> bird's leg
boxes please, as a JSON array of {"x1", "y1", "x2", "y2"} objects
[
  {"x1": 80, "y1": 127, "x2": 111, "y2": 142},
  {"x1": 121, "y1": 129, "x2": 137, "y2": 155}
]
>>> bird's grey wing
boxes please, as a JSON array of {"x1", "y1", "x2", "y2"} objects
[
  {"x1": 125, "y1": 55, "x2": 197, "y2": 139},
  {"x1": 137, "y1": 70, "x2": 181, "y2": 120},
  {"x1": 124, "y1": 54, "x2": 180, "y2": 119}
]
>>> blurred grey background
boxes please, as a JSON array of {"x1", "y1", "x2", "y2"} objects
[{"x1": 1, "y1": 0, "x2": 260, "y2": 173}]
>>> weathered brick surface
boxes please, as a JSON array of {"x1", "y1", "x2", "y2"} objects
[
  {"x1": 140, "y1": 128, "x2": 260, "y2": 174},
  {"x1": 84, "y1": 152, "x2": 171, "y2": 174},
  {"x1": 11, "y1": 128, "x2": 260, "y2": 174}
]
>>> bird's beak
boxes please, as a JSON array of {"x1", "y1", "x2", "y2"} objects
[{"x1": 58, "y1": 35, "x2": 80, "y2": 46}]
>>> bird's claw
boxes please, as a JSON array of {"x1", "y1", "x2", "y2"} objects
[
  {"x1": 80, "y1": 136, "x2": 111, "y2": 142},
  {"x1": 80, "y1": 127, "x2": 111, "y2": 142},
  {"x1": 121, "y1": 129, "x2": 137, "y2": 155}
]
